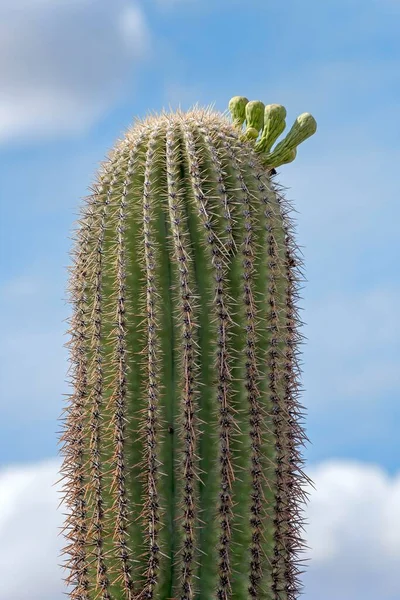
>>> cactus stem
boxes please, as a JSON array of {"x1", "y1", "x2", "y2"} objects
[
  {"x1": 220, "y1": 133, "x2": 266, "y2": 599},
  {"x1": 59, "y1": 101, "x2": 316, "y2": 600},
  {"x1": 59, "y1": 140, "x2": 131, "y2": 599},
  {"x1": 140, "y1": 126, "x2": 165, "y2": 599},
  {"x1": 180, "y1": 117, "x2": 240, "y2": 600},
  {"x1": 166, "y1": 118, "x2": 200, "y2": 600}
]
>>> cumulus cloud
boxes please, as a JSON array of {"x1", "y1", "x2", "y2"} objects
[
  {"x1": 305, "y1": 461, "x2": 400, "y2": 599},
  {"x1": 0, "y1": 458, "x2": 400, "y2": 599},
  {"x1": 0, "y1": 458, "x2": 64, "y2": 600},
  {"x1": 0, "y1": 0, "x2": 151, "y2": 145}
]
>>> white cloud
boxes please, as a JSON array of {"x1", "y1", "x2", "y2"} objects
[
  {"x1": 306, "y1": 461, "x2": 400, "y2": 562},
  {"x1": 0, "y1": 458, "x2": 399, "y2": 599},
  {"x1": 0, "y1": 458, "x2": 64, "y2": 600},
  {"x1": 305, "y1": 461, "x2": 400, "y2": 599},
  {"x1": 0, "y1": 0, "x2": 151, "y2": 145}
]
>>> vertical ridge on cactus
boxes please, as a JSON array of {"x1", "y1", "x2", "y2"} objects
[{"x1": 58, "y1": 101, "x2": 316, "y2": 600}]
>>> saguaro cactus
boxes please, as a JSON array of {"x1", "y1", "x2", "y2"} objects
[{"x1": 58, "y1": 96, "x2": 316, "y2": 600}]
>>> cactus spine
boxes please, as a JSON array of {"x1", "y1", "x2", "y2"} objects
[{"x1": 59, "y1": 96, "x2": 316, "y2": 600}]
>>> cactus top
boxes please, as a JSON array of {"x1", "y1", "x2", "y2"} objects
[{"x1": 108, "y1": 96, "x2": 316, "y2": 172}]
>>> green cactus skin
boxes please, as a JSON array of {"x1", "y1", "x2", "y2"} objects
[{"x1": 58, "y1": 98, "x2": 316, "y2": 600}]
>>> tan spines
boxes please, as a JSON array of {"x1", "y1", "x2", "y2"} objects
[
  {"x1": 85, "y1": 157, "x2": 124, "y2": 600},
  {"x1": 192, "y1": 120, "x2": 237, "y2": 257},
  {"x1": 98, "y1": 128, "x2": 149, "y2": 598},
  {"x1": 165, "y1": 118, "x2": 201, "y2": 600},
  {"x1": 216, "y1": 130, "x2": 266, "y2": 599},
  {"x1": 58, "y1": 139, "x2": 131, "y2": 599},
  {"x1": 59, "y1": 206, "x2": 92, "y2": 600},
  {"x1": 243, "y1": 150, "x2": 314, "y2": 600},
  {"x1": 138, "y1": 123, "x2": 166, "y2": 600},
  {"x1": 268, "y1": 196, "x2": 300, "y2": 600},
  {"x1": 270, "y1": 182, "x2": 314, "y2": 600},
  {"x1": 179, "y1": 117, "x2": 238, "y2": 600},
  {"x1": 124, "y1": 106, "x2": 230, "y2": 144},
  {"x1": 86, "y1": 199, "x2": 111, "y2": 600},
  {"x1": 85, "y1": 140, "x2": 140, "y2": 600},
  {"x1": 107, "y1": 143, "x2": 136, "y2": 599}
]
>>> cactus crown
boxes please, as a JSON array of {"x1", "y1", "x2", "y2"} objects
[{"x1": 59, "y1": 96, "x2": 316, "y2": 600}]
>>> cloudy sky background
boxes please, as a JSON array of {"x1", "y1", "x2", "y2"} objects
[{"x1": 0, "y1": 0, "x2": 399, "y2": 598}]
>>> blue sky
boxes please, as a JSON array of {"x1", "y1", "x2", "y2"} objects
[{"x1": 0, "y1": 1, "x2": 399, "y2": 599}]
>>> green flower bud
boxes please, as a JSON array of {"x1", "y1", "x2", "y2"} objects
[
  {"x1": 254, "y1": 104, "x2": 287, "y2": 154},
  {"x1": 272, "y1": 112, "x2": 317, "y2": 156},
  {"x1": 245, "y1": 100, "x2": 265, "y2": 134},
  {"x1": 228, "y1": 96, "x2": 249, "y2": 129}
]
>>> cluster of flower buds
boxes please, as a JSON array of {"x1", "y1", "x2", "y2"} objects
[{"x1": 228, "y1": 95, "x2": 317, "y2": 168}]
